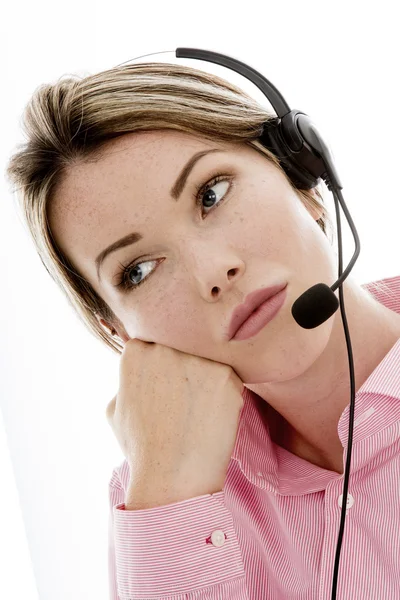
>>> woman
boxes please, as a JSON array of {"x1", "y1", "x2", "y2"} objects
[{"x1": 6, "y1": 61, "x2": 400, "y2": 599}]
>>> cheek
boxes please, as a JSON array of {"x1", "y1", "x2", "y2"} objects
[
  {"x1": 238, "y1": 214, "x2": 288, "y2": 261},
  {"x1": 124, "y1": 293, "x2": 200, "y2": 343},
  {"x1": 236, "y1": 196, "x2": 291, "y2": 249}
]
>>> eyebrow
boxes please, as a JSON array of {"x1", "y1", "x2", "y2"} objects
[{"x1": 95, "y1": 148, "x2": 225, "y2": 281}]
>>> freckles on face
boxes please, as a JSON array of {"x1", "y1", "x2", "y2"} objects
[
  {"x1": 142, "y1": 290, "x2": 203, "y2": 347},
  {"x1": 114, "y1": 180, "x2": 298, "y2": 358}
]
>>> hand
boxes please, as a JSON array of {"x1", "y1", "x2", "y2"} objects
[{"x1": 106, "y1": 339, "x2": 245, "y2": 506}]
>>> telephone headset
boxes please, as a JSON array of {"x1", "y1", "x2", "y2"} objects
[{"x1": 122, "y1": 47, "x2": 361, "y2": 599}]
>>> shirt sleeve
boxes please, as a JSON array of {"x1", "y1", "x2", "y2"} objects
[{"x1": 108, "y1": 472, "x2": 249, "y2": 599}]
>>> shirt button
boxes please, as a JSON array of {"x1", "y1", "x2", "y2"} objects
[
  {"x1": 338, "y1": 493, "x2": 354, "y2": 509},
  {"x1": 211, "y1": 530, "x2": 226, "y2": 547}
]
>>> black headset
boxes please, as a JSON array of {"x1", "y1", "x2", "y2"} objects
[{"x1": 128, "y1": 47, "x2": 361, "y2": 599}]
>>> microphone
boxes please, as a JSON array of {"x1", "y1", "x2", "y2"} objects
[
  {"x1": 291, "y1": 176, "x2": 360, "y2": 331},
  {"x1": 291, "y1": 283, "x2": 339, "y2": 329}
]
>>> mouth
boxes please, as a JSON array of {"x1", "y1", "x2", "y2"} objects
[{"x1": 228, "y1": 283, "x2": 288, "y2": 341}]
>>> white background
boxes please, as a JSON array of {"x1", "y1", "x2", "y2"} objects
[{"x1": 1, "y1": 0, "x2": 400, "y2": 598}]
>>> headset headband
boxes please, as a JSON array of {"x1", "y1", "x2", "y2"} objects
[{"x1": 176, "y1": 47, "x2": 343, "y2": 192}]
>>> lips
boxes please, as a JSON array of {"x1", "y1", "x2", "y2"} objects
[{"x1": 228, "y1": 282, "x2": 287, "y2": 340}]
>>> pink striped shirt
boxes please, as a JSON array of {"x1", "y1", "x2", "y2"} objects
[{"x1": 108, "y1": 275, "x2": 400, "y2": 599}]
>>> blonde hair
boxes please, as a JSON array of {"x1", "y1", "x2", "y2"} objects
[{"x1": 6, "y1": 61, "x2": 335, "y2": 355}]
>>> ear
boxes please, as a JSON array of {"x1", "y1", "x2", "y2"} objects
[
  {"x1": 94, "y1": 313, "x2": 130, "y2": 345},
  {"x1": 95, "y1": 313, "x2": 115, "y2": 337}
]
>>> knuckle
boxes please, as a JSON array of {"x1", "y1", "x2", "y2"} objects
[
  {"x1": 122, "y1": 338, "x2": 137, "y2": 355},
  {"x1": 106, "y1": 396, "x2": 117, "y2": 422}
]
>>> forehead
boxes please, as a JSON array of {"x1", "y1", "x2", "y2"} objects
[
  {"x1": 47, "y1": 129, "x2": 231, "y2": 274},
  {"x1": 53, "y1": 129, "x2": 231, "y2": 219}
]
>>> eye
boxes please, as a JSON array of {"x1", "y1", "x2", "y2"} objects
[
  {"x1": 113, "y1": 173, "x2": 233, "y2": 293},
  {"x1": 194, "y1": 173, "x2": 232, "y2": 215}
]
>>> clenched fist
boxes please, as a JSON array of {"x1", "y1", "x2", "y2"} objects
[{"x1": 106, "y1": 339, "x2": 245, "y2": 508}]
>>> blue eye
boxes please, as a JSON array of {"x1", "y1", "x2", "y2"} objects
[{"x1": 114, "y1": 173, "x2": 233, "y2": 293}]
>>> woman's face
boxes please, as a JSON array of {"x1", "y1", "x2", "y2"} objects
[{"x1": 49, "y1": 129, "x2": 338, "y2": 383}]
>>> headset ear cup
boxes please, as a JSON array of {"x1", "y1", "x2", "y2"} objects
[
  {"x1": 295, "y1": 114, "x2": 343, "y2": 190},
  {"x1": 259, "y1": 116, "x2": 321, "y2": 190}
]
